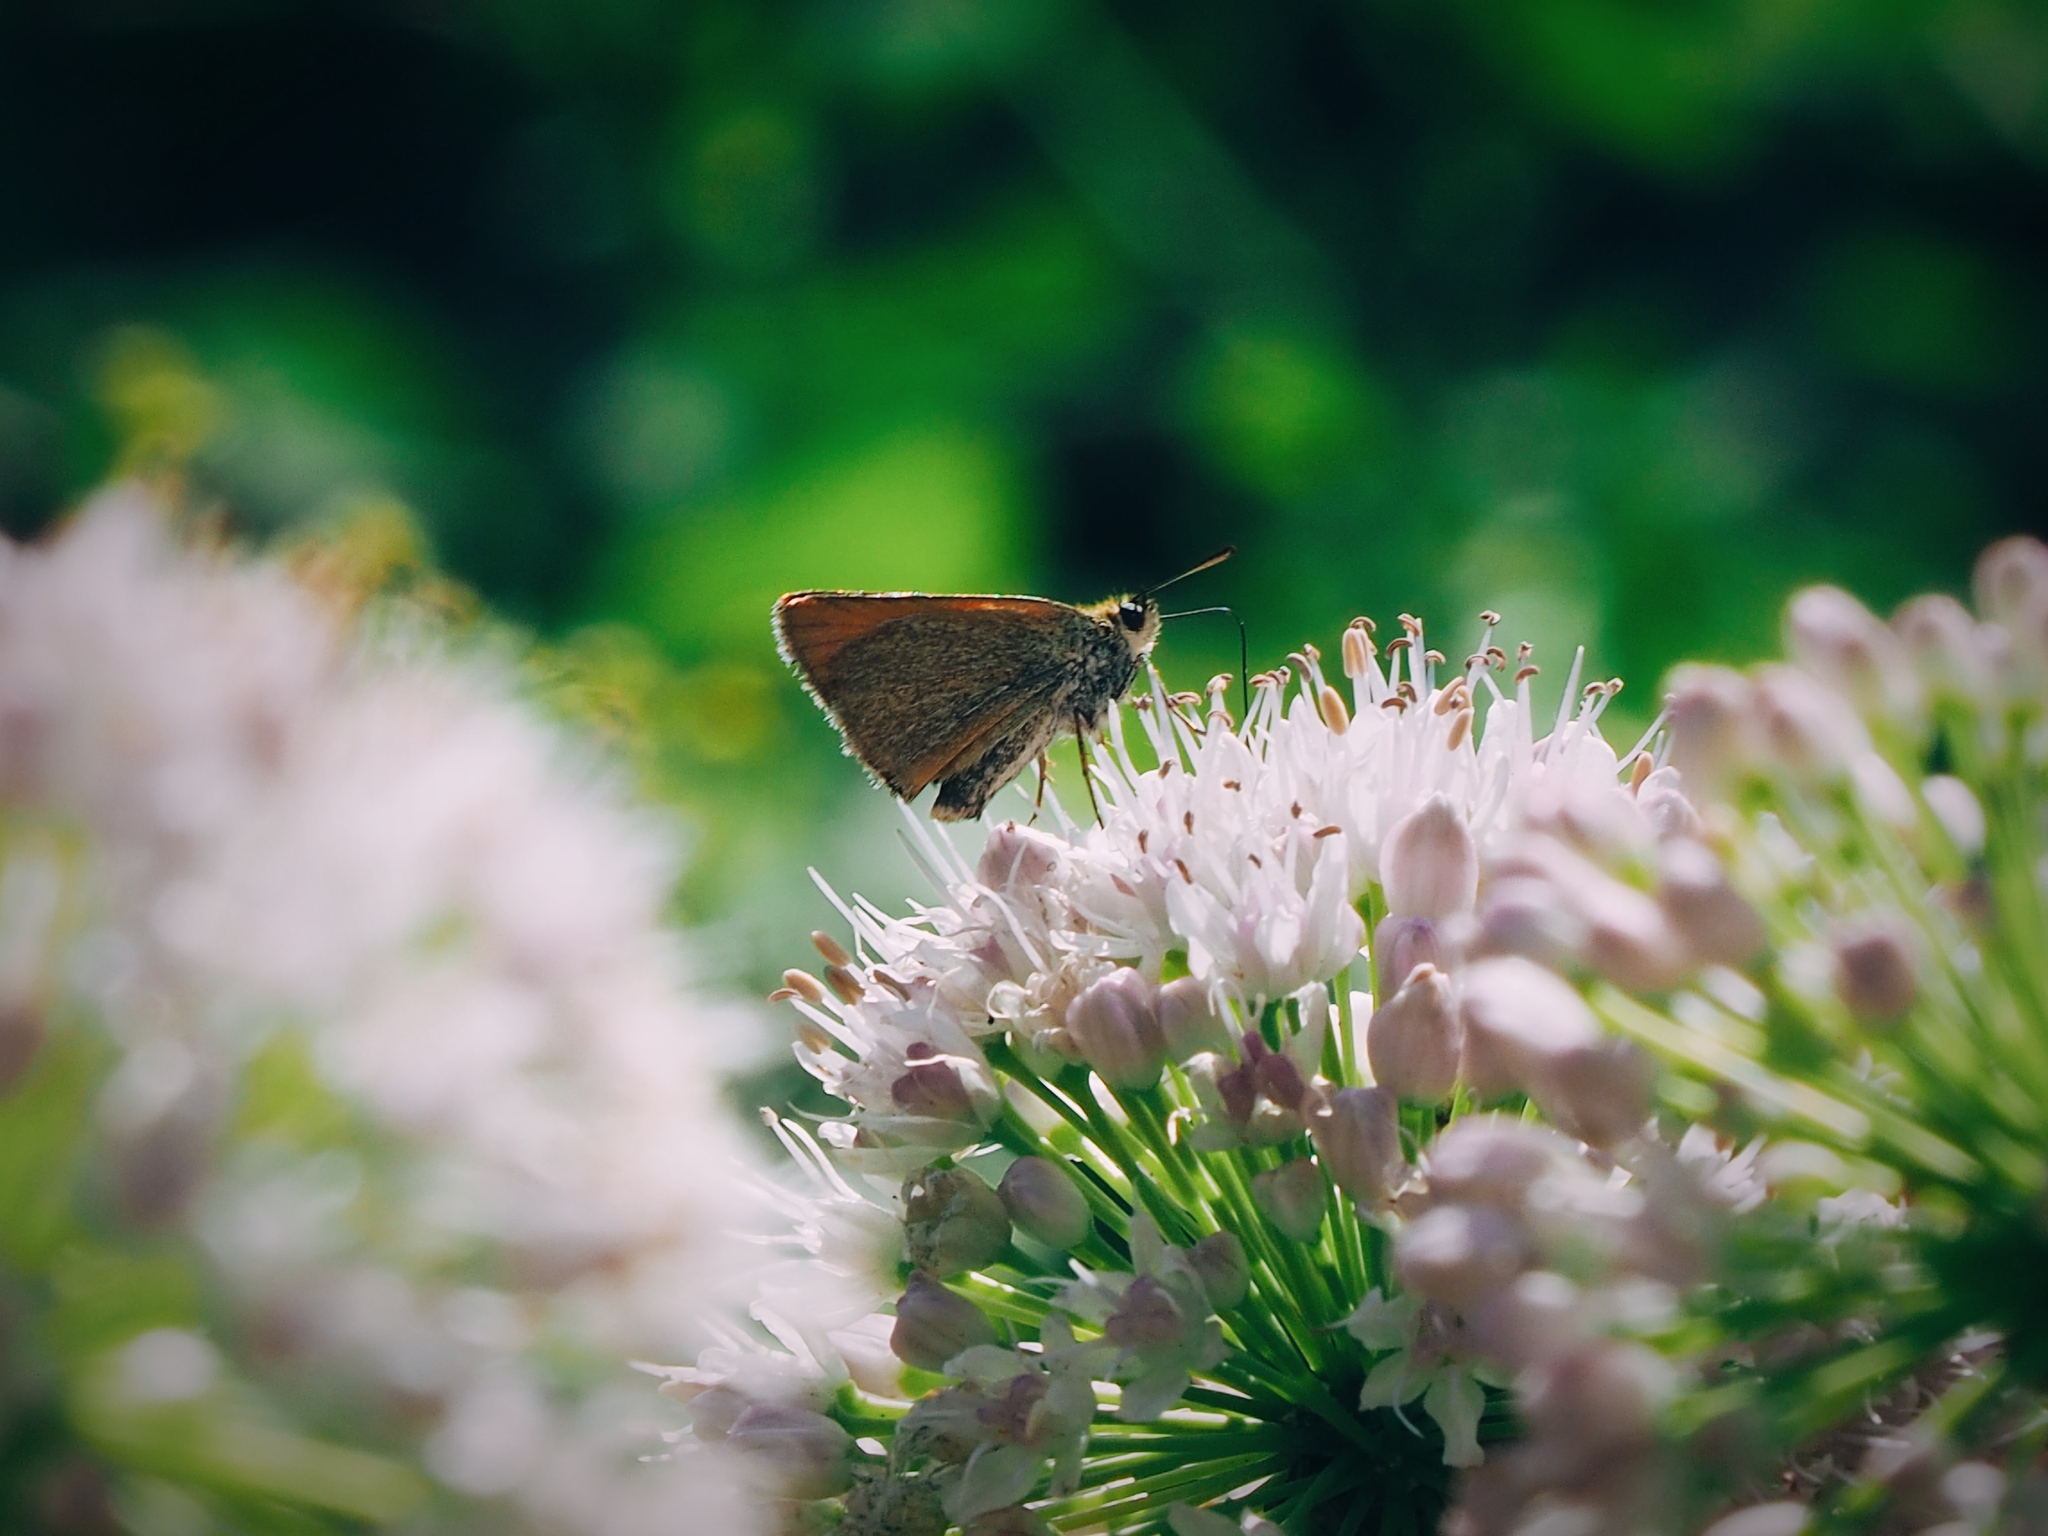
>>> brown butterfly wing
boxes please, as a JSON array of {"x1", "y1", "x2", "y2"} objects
[{"x1": 773, "y1": 593, "x2": 1095, "y2": 800}]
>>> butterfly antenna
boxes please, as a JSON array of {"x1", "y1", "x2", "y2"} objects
[
  {"x1": 1157, "y1": 604, "x2": 1251, "y2": 725},
  {"x1": 1142, "y1": 545, "x2": 1234, "y2": 600}
]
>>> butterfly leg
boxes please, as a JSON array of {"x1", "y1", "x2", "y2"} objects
[
  {"x1": 1074, "y1": 716, "x2": 1104, "y2": 828},
  {"x1": 1028, "y1": 750, "x2": 1052, "y2": 824}
]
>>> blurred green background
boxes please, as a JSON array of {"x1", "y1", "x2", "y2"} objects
[{"x1": 0, "y1": 0, "x2": 2043, "y2": 1022}]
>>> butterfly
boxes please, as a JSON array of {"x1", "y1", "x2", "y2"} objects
[{"x1": 773, "y1": 550, "x2": 1231, "y2": 821}]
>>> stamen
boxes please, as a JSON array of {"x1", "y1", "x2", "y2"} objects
[
  {"x1": 1290, "y1": 802, "x2": 1303, "y2": 818},
  {"x1": 1479, "y1": 609, "x2": 1502, "y2": 627},
  {"x1": 1385, "y1": 637, "x2": 1413, "y2": 655},
  {"x1": 1314, "y1": 825, "x2": 1343, "y2": 839},
  {"x1": 1138, "y1": 830, "x2": 1149, "y2": 853},
  {"x1": 1184, "y1": 811, "x2": 1195, "y2": 833},
  {"x1": 794, "y1": 1020, "x2": 835, "y2": 1054},
  {"x1": 1515, "y1": 665, "x2": 1540, "y2": 684},
  {"x1": 1380, "y1": 695, "x2": 1408, "y2": 713},
  {"x1": 1423, "y1": 649, "x2": 1446, "y2": 667},
  {"x1": 1446, "y1": 707, "x2": 1473, "y2": 751},
  {"x1": 1318, "y1": 684, "x2": 1351, "y2": 735},
  {"x1": 824, "y1": 964, "x2": 865, "y2": 1005},
  {"x1": 812, "y1": 930, "x2": 854, "y2": 968},
  {"x1": 1248, "y1": 853, "x2": 1262, "y2": 867},
  {"x1": 1222, "y1": 780, "x2": 1240, "y2": 791},
  {"x1": 1399, "y1": 614, "x2": 1424, "y2": 637},
  {"x1": 1342, "y1": 623, "x2": 1377, "y2": 678},
  {"x1": 1629, "y1": 753, "x2": 1654, "y2": 791},
  {"x1": 1395, "y1": 681, "x2": 1418, "y2": 704},
  {"x1": 872, "y1": 969, "x2": 911, "y2": 1000},
  {"x1": 1174, "y1": 859, "x2": 1194, "y2": 884},
  {"x1": 782, "y1": 969, "x2": 829, "y2": 1006}
]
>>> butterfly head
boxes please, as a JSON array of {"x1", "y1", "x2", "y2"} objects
[{"x1": 1085, "y1": 593, "x2": 1162, "y2": 658}]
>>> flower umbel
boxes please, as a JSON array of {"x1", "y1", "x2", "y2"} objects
[{"x1": 680, "y1": 614, "x2": 1770, "y2": 1534}]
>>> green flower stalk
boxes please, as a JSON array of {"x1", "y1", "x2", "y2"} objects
[{"x1": 675, "y1": 621, "x2": 1771, "y2": 1535}]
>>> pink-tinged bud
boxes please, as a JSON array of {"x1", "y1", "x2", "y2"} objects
[
  {"x1": 1474, "y1": 876, "x2": 1588, "y2": 970},
  {"x1": 1922, "y1": 774, "x2": 1986, "y2": 859},
  {"x1": 1458, "y1": 956, "x2": 1602, "y2": 1099},
  {"x1": 1367, "y1": 964, "x2": 1461, "y2": 1100},
  {"x1": 1252, "y1": 1159, "x2": 1328, "y2": 1240},
  {"x1": 902, "y1": 1166, "x2": 1010, "y2": 1277},
  {"x1": 1426, "y1": 1120, "x2": 1564, "y2": 1208},
  {"x1": 1894, "y1": 593, "x2": 1996, "y2": 702},
  {"x1": 1371, "y1": 916, "x2": 1446, "y2": 1004},
  {"x1": 1576, "y1": 874, "x2": 1690, "y2": 994},
  {"x1": 1698, "y1": 1504, "x2": 1812, "y2": 1536},
  {"x1": 1831, "y1": 913, "x2": 1919, "y2": 1027},
  {"x1": 962, "y1": 1505, "x2": 1059, "y2": 1536},
  {"x1": 1635, "y1": 766, "x2": 1703, "y2": 842},
  {"x1": 1752, "y1": 665, "x2": 1870, "y2": 779},
  {"x1": 1465, "y1": 1269, "x2": 1590, "y2": 1369},
  {"x1": 680, "y1": 1382, "x2": 749, "y2": 1441},
  {"x1": 1157, "y1": 977, "x2": 1232, "y2": 1060},
  {"x1": 890, "y1": 1273, "x2": 998, "y2": 1371},
  {"x1": 725, "y1": 1402, "x2": 854, "y2": 1499},
  {"x1": 1380, "y1": 796, "x2": 1478, "y2": 920},
  {"x1": 892, "y1": 1052, "x2": 980, "y2": 1123},
  {"x1": 1787, "y1": 585, "x2": 1920, "y2": 728},
  {"x1": 1659, "y1": 838, "x2": 1765, "y2": 967},
  {"x1": 1065, "y1": 968, "x2": 1168, "y2": 1090},
  {"x1": 1536, "y1": 1037, "x2": 1655, "y2": 1149},
  {"x1": 1665, "y1": 665, "x2": 1755, "y2": 797},
  {"x1": 1311, "y1": 1087, "x2": 1403, "y2": 1206},
  {"x1": 1106, "y1": 1274, "x2": 1186, "y2": 1348},
  {"x1": 976, "y1": 822, "x2": 1063, "y2": 892},
  {"x1": 1187, "y1": 1231, "x2": 1249, "y2": 1309},
  {"x1": 997, "y1": 1156, "x2": 1091, "y2": 1250},
  {"x1": 1395, "y1": 1204, "x2": 1527, "y2": 1308},
  {"x1": 1518, "y1": 1342, "x2": 1673, "y2": 1461},
  {"x1": 1974, "y1": 535, "x2": 2048, "y2": 628}
]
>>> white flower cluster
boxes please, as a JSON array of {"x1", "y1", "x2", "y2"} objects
[
  {"x1": 0, "y1": 486, "x2": 760, "y2": 1535},
  {"x1": 687, "y1": 606, "x2": 1787, "y2": 1533}
]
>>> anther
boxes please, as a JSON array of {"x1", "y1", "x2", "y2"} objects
[
  {"x1": 1485, "y1": 646, "x2": 1508, "y2": 668},
  {"x1": 1248, "y1": 853, "x2": 1262, "y2": 868},
  {"x1": 873, "y1": 968, "x2": 911, "y2": 1000},
  {"x1": 1314, "y1": 825, "x2": 1343, "y2": 839},
  {"x1": 1351, "y1": 616, "x2": 1377, "y2": 634},
  {"x1": 1479, "y1": 609, "x2": 1501, "y2": 627},
  {"x1": 1342, "y1": 627, "x2": 1376, "y2": 676},
  {"x1": 1446, "y1": 708, "x2": 1472, "y2": 751},
  {"x1": 1423, "y1": 649, "x2": 1446, "y2": 667},
  {"x1": 1395, "y1": 681, "x2": 1418, "y2": 704},
  {"x1": 1432, "y1": 683, "x2": 1467, "y2": 716},
  {"x1": 1112, "y1": 874, "x2": 1137, "y2": 896},
  {"x1": 812, "y1": 931, "x2": 854, "y2": 968},
  {"x1": 1318, "y1": 684, "x2": 1351, "y2": 735},
  {"x1": 1184, "y1": 811, "x2": 1195, "y2": 833},
  {"x1": 1399, "y1": 614, "x2": 1424, "y2": 636},
  {"x1": 1515, "y1": 665, "x2": 1540, "y2": 684},
  {"x1": 1138, "y1": 830, "x2": 1149, "y2": 853},
  {"x1": 1516, "y1": 641, "x2": 1534, "y2": 663},
  {"x1": 1380, "y1": 696, "x2": 1408, "y2": 713},
  {"x1": 1291, "y1": 802, "x2": 1303, "y2": 819},
  {"x1": 1175, "y1": 859, "x2": 1194, "y2": 884},
  {"x1": 824, "y1": 964, "x2": 865, "y2": 1005},
  {"x1": 1629, "y1": 754, "x2": 1653, "y2": 791},
  {"x1": 783, "y1": 969, "x2": 829, "y2": 1006},
  {"x1": 1385, "y1": 637, "x2": 1412, "y2": 654},
  {"x1": 795, "y1": 1021, "x2": 835, "y2": 1054},
  {"x1": 1222, "y1": 780, "x2": 1240, "y2": 791},
  {"x1": 767, "y1": 987, "x2": 798, "y2": 1003}
]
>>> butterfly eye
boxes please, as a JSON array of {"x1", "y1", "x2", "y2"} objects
[{"x1": 1118, "y1": 601, "x2": 1148, "y2": 632}]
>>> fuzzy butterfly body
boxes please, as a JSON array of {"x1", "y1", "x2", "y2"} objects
[{"x1": 772, "y1": 589, "x2": 1160, "y2": 820}]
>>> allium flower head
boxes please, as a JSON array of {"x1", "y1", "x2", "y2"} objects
[{"x1": 682, "y1": 600, "x2": 1777, "y2": 1534}]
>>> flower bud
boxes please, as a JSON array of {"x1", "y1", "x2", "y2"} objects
[
  {"x1": 1752, "y1": 665, "x2": 1870, "y2": 780},
  {"x1": 977, "y1": 822, "x2": 1062, "y2": 892},
  {"x1": 1187, "y1": 1231, "x2": 1249, "y2": 1309},
  {"x1": 1395, "y1": 1204, "x2": 1526, "y2": 1308},
  {"x1": 1380, "y1": 796, "x2": 1477, "y2": 921},
  {"x1": 1922, "y1": 774, "x2": 1986, "y2": 858},
  {"x1": 1536, "y1": 1037, "x2": 1654, "y2": 1149},
  {"x1": 963, "y1": 1506, "x2": 1059, "y2": 1536},
  {"x1": 1458, "y1": 956, "x2": 1602, "y2": 1100},
  {"x1": 1665, "y1": 664, "x2": 1755, "y2": 797},
  {"x1": 1157, "y1": 977, "x2": 1232, "y2": 1060},
  {"x1": 726, "y1": 1401, "x2": 854, "y2": 1499},
  {"x1": 1831, "y1": 913, "x2": 1919, "y2": 1027},
  {"x1": 1465, "y1": 1269, "x2": 1591, "y2": 1369},
  {"x1": 1519, "y1": 1342, "x2": 1674, "y2": 1461},
  {"x1": 1894, "y1": 593, "x2": 1996, "y2": 703},
  {"x1": 890, "y1": 1273, "x2": 997, "y2": 1372},
  {"x1": 1575, "y1": 873, "x2": 1690, "y2": 994},
  {"x1": 1426, "y1": 1120, "x2": 1568, "y2": 1208},
  {"x1": 1634, "y1": 766, "x2": 1702, "y2": 842},
  {"x1": 1370, "y1": 916, "x2": 1445, "y2": 1004},
  {"x1": 1252, "y1": 1159, "x2": 1328, "y2": 1241},
  {"x1": 1366, "y1": 964, "x2": 1460, "y2": 1100},
  {"x1": 1698, "y1": 1505, "x2": 1815, "y2": 1536},
  {"x1": 891, "y1": 1050, "x2": 982, "y2": 1123},
  {"x1": 997, "y1": 1156, "x2": 1091, "y2": 1251},
  {"x1": 1659, "y1": 838, "x2": 1764, "y2": 967},
  {"x1": 1974, "y1": 535, "x2": 2048, "y2": 628},
  {"x1": 902, "y1": 1166, "x2": 1010, "y2": 1277},
  {"x1": 1065, "y1": 968, "x2": 1168, "y2": 1090},
  {"x1": 1311, "y1": 1086, "x2": 1403, "y2": 1206},
  {"x1": 1787, "y1": 585, "x2": 1919, "y2": 728}
]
